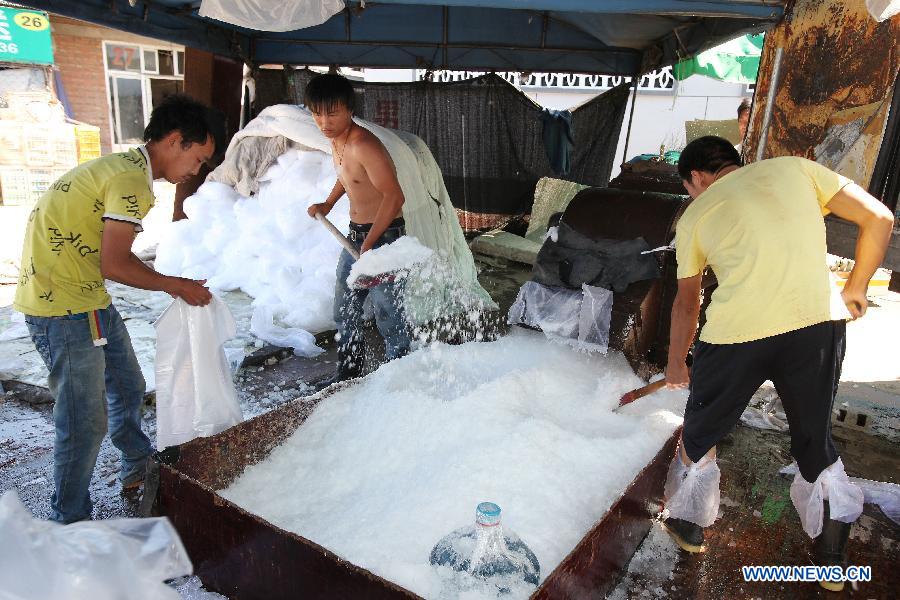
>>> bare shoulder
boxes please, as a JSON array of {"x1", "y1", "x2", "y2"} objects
[
  {"x1": 352, "y1": 126, "x2": 387, "y2": 152},
  {"x1": 351, "y1": 127, "x2": 393, "y2": 166}
]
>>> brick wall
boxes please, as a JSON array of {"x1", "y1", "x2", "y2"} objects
[
  {"x1": 52, "y1": 21, "x2": 112, "y2": 154},
  {"x1": 49, "y1": 15, "x2": 185, "y2": 155}
]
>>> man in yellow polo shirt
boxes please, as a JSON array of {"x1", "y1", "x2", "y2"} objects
[
  {"x1": 662, "y1": 136, "x2": 892, "y2": 591},
  {"x1": 14, "y1": 95, "x2": 223, "y2": 524}
]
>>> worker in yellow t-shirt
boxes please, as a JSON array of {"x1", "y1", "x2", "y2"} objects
[
  {"x1": 14, "y1": 95, "x2": 224, "y2": 524},
  {"x1": 661, "y1": 136, "x2": 892, "y2": 592}
]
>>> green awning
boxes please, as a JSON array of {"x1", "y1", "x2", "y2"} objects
[{"x1": 673, "y1": 33, "x2": 764, "y2": 84}]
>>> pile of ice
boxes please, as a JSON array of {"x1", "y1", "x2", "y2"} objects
[
  {"x1": 347, "y1": 235, "x2": 434, "y2": 286},
  {"x1": 221, "y1": 329, "x2": 686, "y2": 599},
  {"x1": 155, "y1": 150, "x2": 347, "y2": 356}
]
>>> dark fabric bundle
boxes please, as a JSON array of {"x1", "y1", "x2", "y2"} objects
[{"x1": 532, "y1": 222, "x2": 660, "y2": 293}]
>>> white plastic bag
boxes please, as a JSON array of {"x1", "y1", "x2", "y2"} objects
[
  {"x1": 507, "y1": 281, "x2": 612, "y2": 352},
  {"x1": 578, "y1": 283, "x2": 614, "y2": 350},
  {"x1": 781, "y1": 462, "x2": 897, "y2": 525},
  {"x1": 783, "y1": 458, "x2": 865, "y2": 538},
  {"x1": 155, "y1": 296, "x2": 243, "y2": 448},
  {"x1": 249, "y1": 305, "x2": 324, "y2": 357},
  {"x1": 663, "y1": 454, "x2": 721, "y2": 528},
  {"x1": 0, "y1": 490, "x2": 191, "y2": 600},
  {"x1": 199, "y1": 0, "x2": 344, "y2": 32}
]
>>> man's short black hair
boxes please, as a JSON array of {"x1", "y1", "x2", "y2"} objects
[
  {"x1": 737, "y1": 97, "x2": 751, "y2": 118},
  {"x1": 203, "y1": 109, "x2": 228, "y2": 162},
  {"x1": 678, "y1": 136, "x2": 742, "y2": 181},
  {"x1": 143, "y1": 94, "x2": 224, "y2": 156},
  {"x1": 304, "y1": 73, "x2": 356, "y2": 114}
]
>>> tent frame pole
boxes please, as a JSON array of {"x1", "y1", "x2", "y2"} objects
[{"x1": 621, "y1": 75, "x2": 640, "y2": 166}]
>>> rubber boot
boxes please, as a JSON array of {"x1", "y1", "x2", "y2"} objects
[
  {"x1": 663, "y1": 517, "x2": 705, "y2": 553},
  {"x1": 814, "y1": 500, "x2": 851, "y2": 592},
  {"x1": 316, "y1": 345, "x2": 364, "y2": 390}
]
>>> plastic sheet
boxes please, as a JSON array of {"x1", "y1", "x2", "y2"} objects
[
  {"x1": 249, "y1": 304, "x2": 323, "y2": 357},
  {"x1": 780, "y1": 461, "x2": 894, "y2": 528},
  {"x1": 739, "y1": 389, "x2": 787, "y2": 431},
  {"x1": 786, "y1": 458, "x2": 864, "y2": 538},
  {"x1": 507, "y1": 281, "x2": 612, "y2": 352},
  {"x1": 663, "y1": 454, "x2": 721, "y2": 528},
  {"x1": 154, "y1": 296, "x2": 244, "y2": 449},
  {"x1": 0, "y1": 490, "x2": 191, "y2": 600},
  {"x1": 199, "y1": 0, "x2": 344, "y2": 32}
]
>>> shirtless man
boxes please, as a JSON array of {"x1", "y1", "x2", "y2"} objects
[{"x1": 305, "y1": 73, "x2": 410, "y2": 383}]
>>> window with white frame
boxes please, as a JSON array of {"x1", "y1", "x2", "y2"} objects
[{"x1": 104, "y1": 42, "x2": 185, "y2": 147}]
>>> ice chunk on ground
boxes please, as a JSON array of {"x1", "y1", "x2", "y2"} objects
[
  {"x1": 172, "y1": 576, "x2": 228, "y2": 600},
  {"x1": 606, "y1": 522, "x2": 680, "y2": 600},
  {"x1": 221, "y1": 328, "x2": 686, "y2": 599}
]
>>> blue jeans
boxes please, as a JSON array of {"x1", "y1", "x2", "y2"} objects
[
  {"x1": 334, "y1": 226, "x2": 411, "y2": 369},
  {"x1": 25, "y1": 305, "x2": 153, "y2": 523}
]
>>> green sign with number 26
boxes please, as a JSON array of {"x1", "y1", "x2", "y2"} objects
[{"x1": 0, "y1": 8, "x2": 54, "y2": 65}]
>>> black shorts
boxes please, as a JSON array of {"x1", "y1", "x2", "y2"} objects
[{"x1": 682, "y1": 320, "x2": 846, "y2": 482}]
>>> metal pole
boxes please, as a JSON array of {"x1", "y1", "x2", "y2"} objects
[
  {"x1": 755, "y1": 47, "x2": 783, "y2": 163},
  {"x1": 621, "y1": 75, "x2": 640, "y2": 166}
]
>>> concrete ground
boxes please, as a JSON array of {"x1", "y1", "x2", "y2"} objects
[{"x1": 0, "y1": 254, "x2": 897, "y2": 599}]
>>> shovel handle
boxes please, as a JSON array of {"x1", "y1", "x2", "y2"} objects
[
  {"x1": 316, "y1": 212, "x2": 359, "y2": 260},
  {"x1": 617, "y1": 379, "x2": 667, "y2": 408}
]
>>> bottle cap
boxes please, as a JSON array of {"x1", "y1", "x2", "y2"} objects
[{"x1": 476, "y1": 502, "x2": 501, "y2": 526}]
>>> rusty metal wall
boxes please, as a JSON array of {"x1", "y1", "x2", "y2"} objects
[{"x1": 746, "y1": 0, "x2": 900, "y2": 189}]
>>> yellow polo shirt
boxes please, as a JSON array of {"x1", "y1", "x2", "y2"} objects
[
  {"x1": 14, "y1": 147, "x2": 155, "y2": 317},
  {"x1": 675, "y1": 156, "x2": 853, "y2": 344}
]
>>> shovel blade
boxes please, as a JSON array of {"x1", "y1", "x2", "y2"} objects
[{"x1": 352, "y1": 272, "x2": 397, "y2": 289}]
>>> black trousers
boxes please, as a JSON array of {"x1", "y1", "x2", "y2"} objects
[{"x1": 682, "y1": 320, "x2": 846, "y2": 483}]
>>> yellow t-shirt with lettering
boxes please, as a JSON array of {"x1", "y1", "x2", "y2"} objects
[
  {"x1": 14, "y1": 148, "x2": 155, "y2": 317},
  {"x1": 675, "y1": 156, "x2": 853, "y2": 344}
]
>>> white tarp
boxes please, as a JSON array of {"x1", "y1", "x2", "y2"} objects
[
  {"x1": 199, "y1": 0, "x2": 344, "y2": 32},
  {"x1": 154, "y1": 296, "x2": 243, "y2": 449}
]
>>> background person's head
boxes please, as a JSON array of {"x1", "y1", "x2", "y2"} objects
[
  {"x1": 678, "y1": 136, "x2": 742, "y2": 198},
  {"x1": 737, "y1": 98, "x2": 751, "y2": 140},
  {"x1": 305, "y1": 73, "x2": 356, "y2": 139},
  {"x1": 144, "y1": 94, "x2": 221, "y2": 184}
]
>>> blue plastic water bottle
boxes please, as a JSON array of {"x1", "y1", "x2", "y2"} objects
[{"x1": 430, "y1": 502, "x2": 540, "y2": 590}]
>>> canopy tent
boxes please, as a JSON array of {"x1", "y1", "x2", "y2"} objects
[
  {"x1": 673, "y1": 32, "x2": 764, "y2": 83},
  {"x1": 26, "y1": 1, "x2": 783, "y2": 75}
]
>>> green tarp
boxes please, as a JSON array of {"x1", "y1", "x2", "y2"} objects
[{"x1": 673, "y1": 33, "x2": 764, "y2": 84}]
